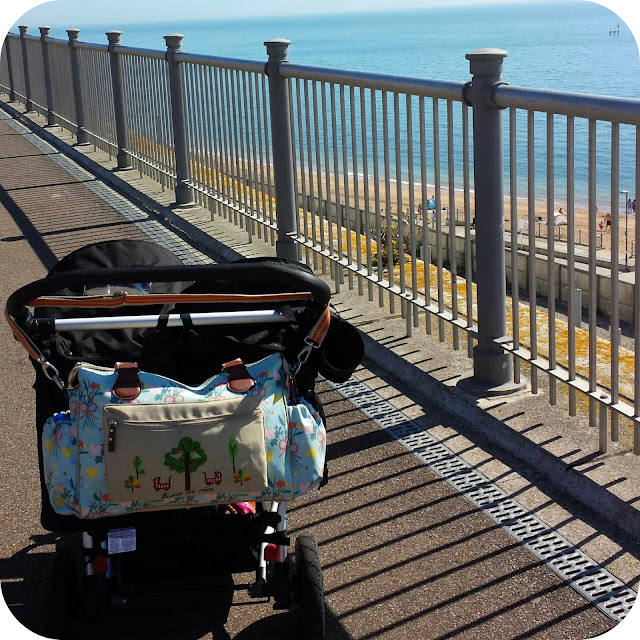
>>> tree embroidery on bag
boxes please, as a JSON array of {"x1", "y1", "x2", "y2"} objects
[
  {"x1": 164, "y1": 437, "x2": 207, "y2": 491},
  {"x1": 124, "y1": 456, "x2": 146, "y2": 492}
]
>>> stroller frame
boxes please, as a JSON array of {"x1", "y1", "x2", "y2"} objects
[{"x1": 6, "y1": 242, "x2": 332, "y2": 638}]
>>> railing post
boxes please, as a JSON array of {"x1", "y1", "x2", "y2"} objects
[
  {"x1": 4, "y1": 36, "x2": 17, "y2": 102},
  {"x1": 106, "y1": 31, "x2": 132, "y2": 170},
  {"x1": 465, "y1": 48, "x2": 523, "y2": 394},
  {"x1": 163, "y1": 34, "x2": 195, "y2": 207},
  {"x1": 67, "y1": 29, "x2": 89, "y2": 145},
  {"x1": 264, "y1": 38, "x2": 299, "y2": 262},
  {"x1": 39, "y1": 27, "x2": 56, "y2": 126},
  {"x1": 18, "y1": 25, "x2": 33, "y2": 112}
]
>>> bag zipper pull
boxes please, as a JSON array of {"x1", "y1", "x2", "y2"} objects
[{"x1": 107, "y1": 419, "x2": 117, "y2": 452}]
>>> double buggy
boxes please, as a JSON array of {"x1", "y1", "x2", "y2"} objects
[{"x1": 5, "y1": 239, "x2": 363, "y2": 639}]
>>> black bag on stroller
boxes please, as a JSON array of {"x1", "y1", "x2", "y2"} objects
[{"x1": 6, "y1": 239, "x2": 363, "y2": 638}]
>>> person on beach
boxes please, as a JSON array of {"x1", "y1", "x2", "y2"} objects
[{"x1": 605, "y1": 213, "x2": 612, "y2": 231}]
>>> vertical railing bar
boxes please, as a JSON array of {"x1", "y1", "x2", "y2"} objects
[
  {"x1": 229, "y1": 67, "x2": 240, "y2": 214},
  {"x1": 234, "y1": 69, "x2": 248, "y2": 221},
  {"x1": 420, "y1": 95, "x2": 432, "y2": 335},
  {"x1": 166, "y1": 54, "x2": 177, "y2": 188},
  {"x1": 141, "y1": 55, "x2": 155, "y2": 179},
  {"x1": 261, "y1": 74, "x2": 275, "y2": 241},
  {"x1": 128, "y1": 55, "x2": 144, "y2": 176},
  {"x1": 394, "y1": 93, "x2": 406, "y2": 307},
  {"x1": 188, "y1": 63, "x2": 202, "y2": 201},
  {"x1": 214, "y1": 66, "x2": 229, "y2": 214},
  {"x1": 217, "y1": 67, "x2": 229, "y2": 212},
  {"x1": 203, "y1": 65, "x2": 218, "y2": 214},
  {"x1": 295, "y1": 79, "x2": 309, "y2": 265},
  {"x1": 191, "y1": 63, "x2": 203, "y2": 202},
  {"x1": 254, "y1": 72, "x2": 267, "y2": 229},
  {"x1": 241, "y1": 71, "x2": 255, "y2": 241},
  {"x1": 546, "y1": 112, "x2": 557, "y2": 405},
  {"x1": 244, "y1": 71, "x2": 256, "y2": 234},
  {"x1": 157, "y1": 57, "x2": 169, "y2": 184},
  {"x1": 247, "y1": 72, "x2": 260, "y2": 234},
  {"x1": 304, "y1": 79, "x2": 317, "y2": 269},
  {"x1": 223, "y1": 67, "x2": 236, "y2": 215},
  {"x1": 155, "y1": 113, "x2": 165, "y2": 191},
  {"x1": 312, "y1": 81, "x2": 327, "y2": 271},
  {"x1": 141, "y1": 55, "x2": 155, "y2": 178},
  {"x1": 145, "y1": 57, "x2": 159, "y2": 181},
  {"x1": 509, "y1": 107, "x2": 521, "y2": 380},
  {"x1": 527, "y1": 110, "x2": 538, "y2": 393},
  {"x1": 137, "y1": 55, "x2": 151, "y2": 177},
  {"x1": 321, "y1": 83, "x2": 334, "y2": 268},
  {"x1": 199, "y1": 63, "x2": 214, "y2": 204},
  {"x1": 383, "y1": 91, "x2": 395, "y2": 313},
  {"x1": 350, "y1": 84, "x2": 363, "y2": 295},
  {"x1": 567, "y1": 115, "x2": 577, "y2": 415},
  {"x1": 361, "y1": 86, "x2": 373, "y2": 301},
  {"x1": 236, "y1": 68, "x2": 249, "y2": 217},
  {"x1": 340, "y1": 84, "x2": 353, "y2": 287},
  {"x1": 406, "y1": 93, "x2": 417, "y2": 335},
  {"x1": 447, "y1": 99, "x2": 459, "y2": 350},
  {"x1": 433, "y1": 97, "x2": 445, "y2": 342},
  {"x1": 330, "y1": 83, "x2": 342, "y2": 292},
  {"x1": 209, "y1": 66, "x2": 222, "y2": 210},
  {"x1": 610, "y1": 122, "x2": 620, "y2": 442},
  {"x1": 371, "y1": 89, "x2": 385, "y2": 308},
  {"x1": 588, "y1": 119, "x2": 598, "y2": 426}
]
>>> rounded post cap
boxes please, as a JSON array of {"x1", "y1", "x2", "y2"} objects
[
  {"x1": 67, "y1": 28, "x2": 80, "y2": 40},
  {"x1": 465, "y1": 47, "x2": 508, "y2": 60},
  {"x1": 164, "y1": 33, "x2": 184, "y2": 49},
  {"x1": 466, "y1": 48, "x2": 508, "y2": 76},
  {"x1": 39, "y1": 26, "x2": 51, "y2": 36},
  {"x1": 265, "y1": 38, "x2": 291, "y2": 58},
  {"x1": 264, "y1": 37, "x2": 291, "y2": 46},
  {"x1": 18, "y1": 25, "x2": 28, "y2": 35},
  {"x1": 106, "y1": 30, "x2": 122, "y2": 43}
]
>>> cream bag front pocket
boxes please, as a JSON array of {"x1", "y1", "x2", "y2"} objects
[{"x1": 103, "y1": 396, "x2": 267, "y2": 503}]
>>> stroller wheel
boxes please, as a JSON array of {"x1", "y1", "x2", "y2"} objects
[{"x1": 294, "y1": 534, "x2": 325, "y2": 640}]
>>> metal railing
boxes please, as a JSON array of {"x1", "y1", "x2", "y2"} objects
[{"x1": 1, "y1": 27, "x2": 639, "y2": 455}]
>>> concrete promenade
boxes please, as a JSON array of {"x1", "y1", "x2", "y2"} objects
[{"x1": 0, "y1": 102, "x2": 638, "y2": 639}]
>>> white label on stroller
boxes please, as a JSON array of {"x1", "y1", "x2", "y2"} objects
[{"x1": 107, "y1": 528, "x2": 137, "y2": 554}]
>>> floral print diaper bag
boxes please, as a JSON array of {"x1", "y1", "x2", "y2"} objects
[{"x1": 42, "y1": 353, "x2": 326, "y2": 519}]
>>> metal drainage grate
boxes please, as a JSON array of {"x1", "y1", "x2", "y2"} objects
[{"x1": 331, "y1": 377, "x2": 637, "y2": 624}]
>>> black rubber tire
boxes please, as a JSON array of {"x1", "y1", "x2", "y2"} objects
[{"x1": 294, "y1": 534, "x2": 325, "y2": 640}]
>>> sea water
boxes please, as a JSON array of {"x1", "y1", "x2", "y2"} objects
[{"x1": 43, "y1": 1, "x2": 640, "y2": 210}]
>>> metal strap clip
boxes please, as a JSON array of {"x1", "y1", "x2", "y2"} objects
[{"x1": 39, "y1": 356, "x2": 65, "y2": 390}]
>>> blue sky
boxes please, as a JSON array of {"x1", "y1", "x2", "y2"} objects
[{"x1": 1, "y1": 0, "x2": 639, "y2": 33}]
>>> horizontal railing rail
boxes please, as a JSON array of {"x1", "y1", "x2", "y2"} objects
[
  {"x1": 1, "y1": 26, "x2": 638, "y2": 456},
  {"x1": 496, "y1": 84, "x2": 640, "y2": 125}
]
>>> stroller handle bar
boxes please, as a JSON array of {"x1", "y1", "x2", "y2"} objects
[
  {"x1": 46, "y1": 309, "x2": 296, "y2": 332},
  {"x1": 5, "y1": 262, "x2": 332, "y2": 320}
]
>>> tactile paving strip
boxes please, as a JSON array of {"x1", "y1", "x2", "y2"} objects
[{"x1": 332, "y1": 377, "x2": 637, "y2": 623}]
